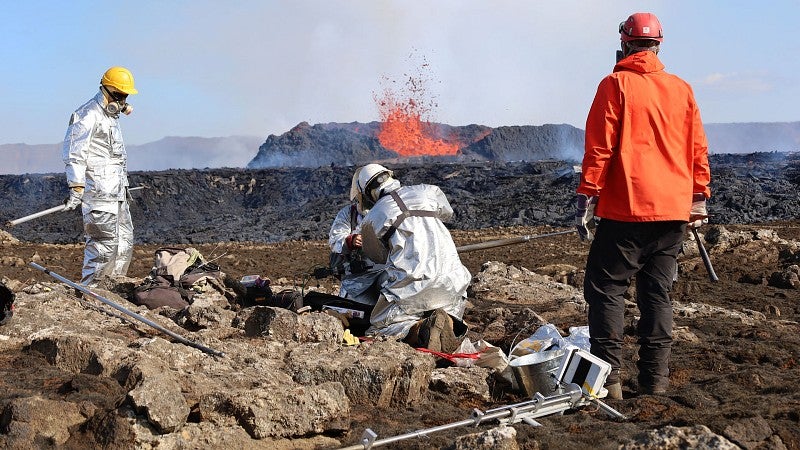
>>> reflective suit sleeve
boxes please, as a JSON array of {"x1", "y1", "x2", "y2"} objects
[
  {"x1": 62, "y1": 111, "x2": 96, "y2": 188},
  {"x1": 431, "y1": 186, "x2": 454, "y2": 221},
  {"x1": 328, "y1": 205, "x2": 355, "y2": 253},
  {"x1": 579, "y1": 76, "x2": 621, "y2": 197}
]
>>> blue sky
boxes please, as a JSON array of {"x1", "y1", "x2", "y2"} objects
[{"x1": 1, "y1": 0, "x2": 798, "y2": 145}]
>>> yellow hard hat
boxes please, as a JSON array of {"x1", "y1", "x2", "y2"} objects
[{"x1": 100, "y1": 66, "x2": 138, "y2": 95}]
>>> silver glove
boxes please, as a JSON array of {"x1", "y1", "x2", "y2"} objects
[
  {"x1": 63, "y1": 186, "x2": 84, "y2": 211},
  {"x1": 575, "y1": 194, "x2": 598, "y2": 241}
]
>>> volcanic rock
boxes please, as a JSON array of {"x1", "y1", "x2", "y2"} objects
[
  {"x1": 620, "y1": 425, "x2": 738, "y2": 449},
  {"x1": 248, "y1": 120, "x2": 800, "y2": 168},
  {"x1": 247, "y1": 121, "x2": 396, "y2": 168},
  {"x1": 453, "y1": 426, "x2": 519, "y2": 450},
  {"x1": 0, "y1": 153, "x2": 799, "y2": 449},
  {"x1": 2, "y1": 153, "x2": 798, "y2": 246},
  {"x1": 247, "y1": 121, "x2": 579, "y2": 168}
]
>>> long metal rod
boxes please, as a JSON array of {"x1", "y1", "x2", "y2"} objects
[
  {"x1": 588, "y1": 397, "x2": 627, "y2": 420},
  {"x1": 6, "y1": 205, "x2": 64, "y2": 227},
  {"x1": 6, "y1": 186, "x2": 145, "y2": 227},
  {"x1": 456, "y1": 229, "x2": 576, "y2": 253},
  {"x1": 29, "y1": 262, "x2": 225, "y2": 357},
  {"x1": 691, "y1": 228, "x2": 719, "y2": 282},
  {"x1": 337, "y1": 388, "x2": 583, "y2": 450}
]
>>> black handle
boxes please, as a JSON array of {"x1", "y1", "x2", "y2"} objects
[{"x1": 691, "y1": 228, "x2": 719, "y2": 282}]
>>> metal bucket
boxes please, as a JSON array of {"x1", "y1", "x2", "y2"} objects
[{"x1": 509, "y1": 349, "x2": 566, "y2": 397}]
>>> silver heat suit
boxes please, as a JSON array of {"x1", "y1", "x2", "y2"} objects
[
  {"x1": 359, "y1": 184, "x2": 471, "y2": 338},
  {"x1": 63, "y1": 91, "x2": 133, "y2": 285},
  {"x1": 328, "y1": 204, "x2": 387, "y2": 306}
]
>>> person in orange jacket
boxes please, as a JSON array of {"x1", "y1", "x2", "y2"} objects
[{"x1": 575, "y1": 12, "x2": 711, "y2": 400}]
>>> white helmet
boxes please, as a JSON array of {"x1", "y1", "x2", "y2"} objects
[
  {"x1": 356, "y1": 163, "x2": 399, "y2": 209},
  {"x1": 349, "y1": 167, "x2": 367, "y2": 213},
  {"x1": 349, "y1": 167, "x2": 363, "y2": 203}
]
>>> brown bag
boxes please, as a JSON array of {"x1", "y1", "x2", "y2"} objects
[
  {"x1": 131, "y1": 276, "x2": 192, "y2": 310},
  {"x1": 131, "y1": 247, "x2": 227, "y2": 310}
]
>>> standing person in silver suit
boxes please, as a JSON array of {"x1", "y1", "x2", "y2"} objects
[{"x1": 62, "y1": 66, "x2": 138, "y2": 286}]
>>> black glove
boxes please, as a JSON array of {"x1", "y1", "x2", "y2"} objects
[
  {"x1": 313, "y1": 267, "x2": 333, "y2": 279},
  {"x1": 575, "y1": 194, "x2": 598, "y2": 241}
]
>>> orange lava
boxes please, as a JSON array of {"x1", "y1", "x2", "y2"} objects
[
  {"x1": 377, "y1": 108, "x2": 460, "y2": 157},
  {"x1": 374, "y1": 59, "x2": 461, "y2": 157}
]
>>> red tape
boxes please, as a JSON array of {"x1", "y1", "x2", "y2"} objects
[{"x1": 415, "y1": 347, "x2": 485, "y2": 363}]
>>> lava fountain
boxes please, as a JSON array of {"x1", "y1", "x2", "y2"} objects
[{"x1": 374, "y1": 59, "x2": 461, "y2": 157}]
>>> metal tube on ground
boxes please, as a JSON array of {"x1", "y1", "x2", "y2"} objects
[
  {"x1": 587, "y1": 397, "x2": 627, "y2": 420},
  {"x1": 337, "y1": 388, "x2": 583, "y2": 450},
  {"x1": 456, "y1": 229, "x2": 576, "y2": 253},
  {"x1": 29, "y1": 262, "x2": 225, "y2": 357},
  {"x1": 339, "y1": 417, "x2": 477, "y2": 450}
]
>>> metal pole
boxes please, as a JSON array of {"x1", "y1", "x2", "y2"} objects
[
  {"x1": 588, "y1": 397, "x2": 627, "y2": 420},
  {"x1": 29, "y1": 262, "x2": 225, "y2": 357},
  {"x1": 691, "y1": 228, "x2": 719, "y2": 282},
  {"x1": 337, "y1": 387, "x2": 584, "y2": 450},
  {"x1": 456, "y1": 230, "x2": 576, "y2": 253},
  {"x1": 5, "y1": 186, "x2": 145, "y2": 227},
  {"x1": 6, "y1": 205, "x2": 65, "y2": 227}
]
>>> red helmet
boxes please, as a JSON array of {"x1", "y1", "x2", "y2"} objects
[{"x1": 619, "y1": 13, "x2": 663, "y2": 42}]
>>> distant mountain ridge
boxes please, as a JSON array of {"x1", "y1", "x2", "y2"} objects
[
  {"x1": 2, "y1": 122, "x2": 798, "y2": 175},
  {"x1": 246, "y1": 121, "x2": 584, "y2": 168},
  {"x1": 247, "y1": 121, "x2": 800, "y2": 168},
  {"x1": 0, "y1": 136, "x2": 263, "y2": 175}
]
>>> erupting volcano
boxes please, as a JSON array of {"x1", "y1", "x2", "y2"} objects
[{"x1": 374, "y1": 58, "x2": 462, "y2": 157}]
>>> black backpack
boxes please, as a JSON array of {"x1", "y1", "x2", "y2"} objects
[{"x1": 0, "y1": 282, "x2": 14, "y2": 326}]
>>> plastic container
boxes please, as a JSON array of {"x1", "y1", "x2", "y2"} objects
[
  {"x1": 556, "y1": 348, "x2": 612, "y2": 397},
  {"x1": 240, "y1": 275, "x2": 260, "y2": 287},
  {"x1": 509, "y1": 349, "x2": 566, "y2": 397},
  {"x1": 240, "y1": 275, "x2": 269, "y2": 289}
]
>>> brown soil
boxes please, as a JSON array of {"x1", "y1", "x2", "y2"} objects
[{"x1": 2, "y1": 222, "x2": 800, "y2": 449}]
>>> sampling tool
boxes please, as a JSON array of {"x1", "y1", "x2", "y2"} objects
[
  {"x1": 5, "y1": 186, "x2": 145, "y2": 227},
  {"x1": 338, "y1": 348, "x2": 624, "y2": 450},
  {"x1": 691, "y1": 227, "x2": 719, "y2": 282},
  {"x1": 29, "y1": 262, "x2": 224, "y2": 357},
  {"x1": 455, "y1": 229, "x2": 576, "y2": 253},
  {"x1": 338, "y1": 386, "x2": 586, "y2": 450}
]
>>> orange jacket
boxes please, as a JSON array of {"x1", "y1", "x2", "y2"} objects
[{"x1": 578, "y1": 51, "x2": 711, "y2": 222}]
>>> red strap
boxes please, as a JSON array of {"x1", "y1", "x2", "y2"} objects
[
  {"x1": 415, "y1": 347, "x2": 485, "y2": 363},
  {"x1": 345, "y1": 234, "x2": 357, "y2": 250}
]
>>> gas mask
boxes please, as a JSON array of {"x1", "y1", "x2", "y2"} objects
[{"x1": 101, "y1": 86, "x2": 133, "y2": 117}]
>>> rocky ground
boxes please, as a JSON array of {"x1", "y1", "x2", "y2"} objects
[{"x1": 0, "y1": 154, "x2": 799, "y2": 449}]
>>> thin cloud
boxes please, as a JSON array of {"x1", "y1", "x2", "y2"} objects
[{"x1": 699, "y1": 72, "x2": 772, "y2": 92}]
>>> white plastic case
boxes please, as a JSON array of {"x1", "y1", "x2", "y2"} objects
[{"x1": 556, "y1": 348, "x2": 612, "y2": 397}]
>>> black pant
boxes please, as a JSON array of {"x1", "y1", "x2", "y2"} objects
[{"x1": 584, "y1": 219, "x2": 685, "y2": 388}]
